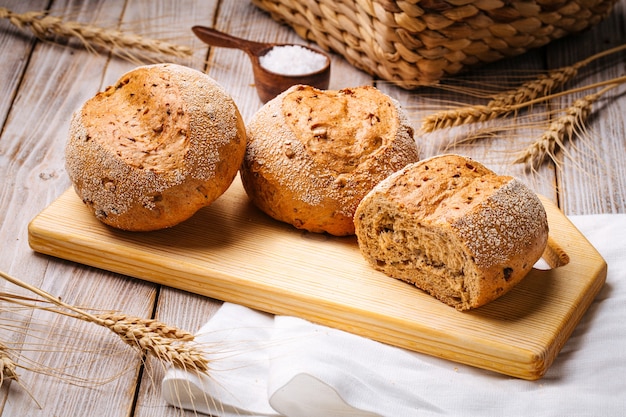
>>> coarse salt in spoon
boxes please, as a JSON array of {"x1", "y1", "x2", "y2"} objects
[{"x1": 192, "y1": 26, "x2": 331, "y2": 103}]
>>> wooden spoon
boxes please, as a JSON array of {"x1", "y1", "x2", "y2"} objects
[{"x1": 192, "y1": 26, "x2": 331, "y2": 103}]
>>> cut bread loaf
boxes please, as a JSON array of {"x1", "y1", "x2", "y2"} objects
[
  {"x1": 354, "y1": 154, "x2": 549, "y2": 310},
  {"x1": 65, "y1": 63, "x2": 246, "y2": 231},
  {"x1": 240, "y1": 84, "x2": 420, "y2": 236}
]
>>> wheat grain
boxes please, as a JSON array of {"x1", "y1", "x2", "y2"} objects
[
  {"x1": 0, "y1": 6, "x2": 192, "y2": 61},
  {"x1": 420, "y1": 104, "x2": 512, "y2": 132},
  {"x1": 95, "y1": 313, "x2": 194, "y2": 341},
  {"x1": 99, "y1": 318, "x2": 209, "y2": 373},
  {"x1": 90, "y1": 314, "x2": 207, "y2": 372},
  {"x1": 514, "y1": 92, "x2": 601, "y2": 168},
  {"x1": 89, "y1": 315, "x2": 207, "y2": 372}
]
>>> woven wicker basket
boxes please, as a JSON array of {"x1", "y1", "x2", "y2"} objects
[{"x1": 252, "y1": 0, "x2": 618, "y2": 88}]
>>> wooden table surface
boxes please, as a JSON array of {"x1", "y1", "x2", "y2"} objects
[{"x1": 1, "y1": 0, "x2": 624, "y2": 416}]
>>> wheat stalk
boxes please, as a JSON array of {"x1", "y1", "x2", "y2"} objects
[
  {"x1": 514, "y1": 83, "x2": 620, "y2": 168},
  {"x1": 421, "y1": 43, "x2": 626, "y2": 133},
  {"x1": 0, "y1": 6, "x2": 193, "y2": 61},
  {"x1": 0, "y1": 270, "x2": 209, "y2": 374},
  {"x1": 514, "y1": 102, "x2": 586, "y2": 168}
]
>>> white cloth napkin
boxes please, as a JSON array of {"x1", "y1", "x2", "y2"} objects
[{"x1": 162, "y1": 214, "x2": 626, "y2": 417}]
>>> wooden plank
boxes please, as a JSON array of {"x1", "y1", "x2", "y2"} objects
[
  {"x1": 545, "y1": 0, "x2": 626, "y2": 215},
  {"x1": 0, "y1": 1, "x2": 159, "y2": 416},
  {"x1": 0, "y1": 0, "x2": 47, "y2": 126},
  {"x1": 28, "y1": 175, "x2": 607, "y2": 380}
]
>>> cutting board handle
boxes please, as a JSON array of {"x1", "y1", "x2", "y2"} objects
[{"x1": 542, "y1": 235, "x2": 570, "y2": 269}]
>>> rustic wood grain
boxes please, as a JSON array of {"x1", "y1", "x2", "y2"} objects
[
  {"x1": 546, "y1": 0, "x2": 626, "y2": 215},
  {"x1": 0, "y1": 1, "x2": 160, "y2": 416},
  {"x1": 1, "y1": 0, "x2": 624, "y2": 415}
]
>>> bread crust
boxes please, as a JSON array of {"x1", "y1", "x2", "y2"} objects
[
  {"x1": 65, "y1": 63, "x2": 246, "y2": 231},
  {"x1": 240, "y1": 85, "x2": 420, "y2": 236},
  {"x1": 354, "y1": 154, "x2": 549, "y2": 310}
]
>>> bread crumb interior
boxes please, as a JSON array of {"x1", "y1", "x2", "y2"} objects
[{"x1": 366, "y1": 202, "x2": 478, "y2": 308}]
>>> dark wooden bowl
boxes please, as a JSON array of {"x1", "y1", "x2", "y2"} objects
[{"x1": 250, "y1": 45, "x2": 330, "y2": 103}]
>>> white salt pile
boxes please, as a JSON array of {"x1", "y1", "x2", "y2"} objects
[{"x1": 259, "y1": 45, "x2": 328, "y2": 76}]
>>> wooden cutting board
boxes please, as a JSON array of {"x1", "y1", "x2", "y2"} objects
[{"x1": 28, "y1": 176, "x2": 606, "y2": 380}]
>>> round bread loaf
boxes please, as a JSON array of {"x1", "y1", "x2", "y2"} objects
[
  {"x1": 354, "y1": 154, "x2": 549, "y2": 310},
  {"x1": 65, "y1": 63, "x2": 246, "y2": 231},
  {"x1": 240, "y1": 85, "x2": 420, "y2": 236}
]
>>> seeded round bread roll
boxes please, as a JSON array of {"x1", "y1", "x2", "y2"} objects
[
  {"x1": 65, "y1": 63, "x2": 246, "y2": 231},
  {"x1": 240, "y1": 85, "x2": 420, "y2": 236},
  {"x1": 354, "y1": 154, "x2": 549, "y2": 311}
]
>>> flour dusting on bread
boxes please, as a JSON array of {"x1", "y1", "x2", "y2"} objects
[
  {"x1": 354, "y1": 154, "x2": 549, "y2": 310},
  {"x1": 65, "y1": 63, "x2": 246, "y2": 231},
  {"x1": 240, "y1": 85, "x2": 420, "y2": 236}
]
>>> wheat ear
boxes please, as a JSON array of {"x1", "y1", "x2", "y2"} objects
[
  {"x1": 95, "y1": 313, "x2": 195, "y2": 341},
  {"x1": 420, "y1": 104, "x2": 512, "y2": 132},
  {"x1": 514, "y1": 84, "x2": 620, "y2": 168},
  {"x1": 0, "y1": 343, "x2": 42, "y2": 407},
  {"x1": 487, "y1": 66, "x2": 581, "y2": 108},
  {"x1": 421, "y1": 43, "x2": 626, "y2": 132},
  {"x1": 0, "y1": 7, "x2": 192, "y2": 60},
  {"x1": 0, "y1": 293, "x2": 194, "y2": 342},
  {"x1": 0, "y1": 341, "x2": 43, "y2": 407},
  {"x1": 0, "y1": 270, "x2": 208, "y2": 374},
  {"x1": 0, "y1": 342, "x2": 19, "y2": 385},
  {"x1": 421, "y1": 74, "x2": 626, "y2": 134},
  {"x1": 96, "y1": 317, "x2": 208, "y2": 372},
  {"x1": 489, "y1": 43, "x2": 626, "y2": 108}
]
